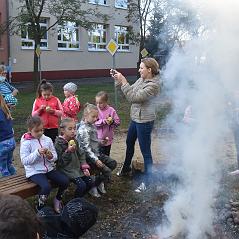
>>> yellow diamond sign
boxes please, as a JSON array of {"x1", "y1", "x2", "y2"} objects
[
  {"x1": 106, "y1": 39, "x2": 119, "y2": 56},
  {"x1": 141, "y1": 48, "x2": 148, "y2": 58}
]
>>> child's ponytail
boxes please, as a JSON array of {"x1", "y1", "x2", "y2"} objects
[{"x1": 36, "y1": 79, "x2": 53, "y2": 98}]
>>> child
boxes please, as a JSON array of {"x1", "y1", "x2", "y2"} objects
[
  {"x1": 0, "y1": 93, "x2": 16, "y2": 177},
  {"x1": 76, "y1": 103, "x2": 117, "y2": 197},
  {"x1": 95, "y1": 91, "x2": 120, "y2": 156},
  {"x1": 62, "y1": 82, "x2": 81, "y2": 121},
  {"x1": 55, "y1": 118, "x2": 93, "y2": 198},
  {"x1": 0, "y1": 194, "x2": 43, "y2": 239},
  {"x1": 20, "y1": 116, "x2": 69, "y2": 213},
  {"x1": 0, "y1": 64, "x2": 18, "y2": 107},
  {"x1": 32, "y1": 79, "x2": 63, "y2": 143}
]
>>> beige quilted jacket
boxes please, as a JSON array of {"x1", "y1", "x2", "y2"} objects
[{"x1": 121, "y1": 77, "x2": 160, "y2": 123}]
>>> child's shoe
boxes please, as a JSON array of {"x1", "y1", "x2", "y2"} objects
[
  {"x1": 36, "y1": 195, "x2": 48, "y2": 211},
  {"x1": 89, "y1": 186, "x2": 101, "y2": 198},
  {"x1": 98, "y1": 182, "x2": 106, "y2": 194},
  {"x1": 116, "y1": 165, "x2": 131, "y2": 177},
  {"x1": 134, "y1": 182, "x2": 147, "y2": 193},
  {"x1": 53, "y1": 197, "x2": 63, "y2": 214},
  {"x1": 8, "y1": 165, "x2": 16, "y2": 175}
]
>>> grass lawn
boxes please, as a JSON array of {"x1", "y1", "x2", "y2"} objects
[{"x1": 12, "y1": 83, "x2": 131, "y2": 141}]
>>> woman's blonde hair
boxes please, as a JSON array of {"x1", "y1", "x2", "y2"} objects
[
  {"x1": 0, "y1": 94, "x2": 13, "y2": 120},
  {"x1": 141, "y1": 58, "x2": 159, "y2": 77}
]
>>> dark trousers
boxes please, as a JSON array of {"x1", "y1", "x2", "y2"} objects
[
  {"x1": 123, "y1": 120, "x2": 154, "y2": 175},
  {"x1": 232, "y1": 126, "x2": 239, "y2": 169},
  {"x1": 87, "y1": 154, "x2": 117, "y2": 185},
  {"x1": 72, "y1": 176, "x2": 94, "y2": 197},
  {"x1": 44, "y1": 128, "x2": 58, "y2": 143},
  {"x1": 30, "y1": 170, "x2": 69, "y2": 200},
  {"x1": 100, "y1": 145, "x2": 111, "y2": 156}
]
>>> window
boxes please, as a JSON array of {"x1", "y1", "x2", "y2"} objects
[
  {"x1": 88, "y1": 24, "x2": 107, "y2": 51},
  {"x1": 58, "y1": 22, "x2": 80, "y2": 50},
  {"x1": 115, "y1": 0, "x2": 127, "y2": 9},
  {"x1": 21, "y1": 19, "x2": 48, "y2": 49},
  {"x1": 114, "y1": 26, "x2": 129, "y2": 51},
  {"x1": 89, "y1": 0, "x2": 107, "y2": 5}
]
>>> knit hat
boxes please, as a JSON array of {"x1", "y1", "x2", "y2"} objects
[
  {"x1": 61, "y1": 198, "x2": 98, "y2": 236},
  {"x1": 63, "y1": 82, "x2": 78, "y2": 93}
]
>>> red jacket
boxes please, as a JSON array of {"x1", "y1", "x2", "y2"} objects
[
  {"x1": 62, "y1": 95, "x2": 81, "y2": 121},
  {"x1": 32, "y1": 96, "x2": 63, "y2": 129}
]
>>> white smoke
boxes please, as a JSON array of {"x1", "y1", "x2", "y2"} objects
[{"x1": 157, "y1": 0, "x2": 239, "y2": 238}]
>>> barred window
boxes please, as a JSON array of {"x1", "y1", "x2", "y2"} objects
[
  {"x1": 88, "y1": 24, "x2": 107, "y2": 51},
  {"x1": 58, "y1": 21, "x2": 80, "y2": 50},
  {"x1": 114, "y1": 26, "x2": 129, "y2": 51},
  {"x1": 21, "y1": 19, "x2": 48, "y2": 49}
]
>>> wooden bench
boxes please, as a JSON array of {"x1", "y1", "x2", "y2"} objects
[{"x1": 0, "y1": 174, "x2": 39, "y2": 198}]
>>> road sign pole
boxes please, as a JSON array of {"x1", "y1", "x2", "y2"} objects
[
  {"x1": 113, "y1": 54, "x2": 118, "y2": 109},
  {"x1": 38, "y1": 55, "x2": 42, "y2": 82},
  {"x1": 106, "y1": 39, "x2": 119, "y2": 110}
]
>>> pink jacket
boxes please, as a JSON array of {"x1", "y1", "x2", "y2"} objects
[
  {"x1": 62, "y1": 95, "x2": 81, "y2": 121},
  {"x1": 95, "y1": 105, "x2": 120, "y2": 146},
  {"x1": 32, "y1": 96, "x2": 63, "y2": 129}
]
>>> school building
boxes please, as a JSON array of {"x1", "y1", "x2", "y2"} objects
[{"x1": 1, "y1": 0, "x2": 139, "y2": 82}]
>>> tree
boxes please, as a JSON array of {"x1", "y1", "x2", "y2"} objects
[
  {"x1": 127, "y1": 0, "x2": 154, "y2": 70},
  {"x1": 4, "y1": 0, "x2": 108, "y2": 88},
  {"x1": 146, "y1": 0, "x2": 201, "y2": 66}
]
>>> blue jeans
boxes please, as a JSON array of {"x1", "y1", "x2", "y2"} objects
[
  {"x1": 0, "y1": 137, "x2": 16, "y2": 177},
  {"x1": 123, "y1": 120, "x2": 154, "y2": 175},
  {"x1": 30, "y1": 170, "x2": 69, "y2": 200}
]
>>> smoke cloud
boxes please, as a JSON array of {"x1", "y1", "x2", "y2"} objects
[{"x1": 157, "y1": 0, "x2": 239, "y2": 238}]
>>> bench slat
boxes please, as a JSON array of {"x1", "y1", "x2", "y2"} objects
[{"x1": 0, "y1": 174, "x2": 39, "y2": 198}]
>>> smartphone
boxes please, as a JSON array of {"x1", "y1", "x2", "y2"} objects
[{"x1": 110, "y1": 69, "x2": 116, "y2": 76}]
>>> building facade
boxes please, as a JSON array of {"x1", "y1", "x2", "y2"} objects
[
  {"x1": 0, "y1": 0, "x2": 9, "y2": 65},
  {"x1": 8, "y1": 0, "x2": 139, "y2": 82}
]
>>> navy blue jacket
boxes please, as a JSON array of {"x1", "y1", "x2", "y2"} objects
[{"x1": 0, "y1": 108, "x2": 13, "y2": 142}]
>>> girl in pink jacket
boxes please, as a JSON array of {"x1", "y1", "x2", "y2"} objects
[{"x1": 95, "y1": 91, "x2": 120, "y2": 156}]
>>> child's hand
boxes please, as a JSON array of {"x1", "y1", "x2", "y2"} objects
[
  {"x1": 67, "y1": 145, "x2": 76, "y2": 153},
  {"x1": 40, "y1": 105, "x2": 46, "y2": 110},
  {"x1": 83, "y1": 169, "x2": 90, "y2": 176},
  {"x1": 38, "y1": 148, "x2": 47, "y2": 155},
  {"x1": 101, "y1": 137, "x2": 109, "y2": 145},
  {"x1": 106, "y1": 116, "x2": 114, "y2": 125},
  {"x1": 95, "y1": 159, "x2": 104, "y2": 168},
  {"x1": 45, "y1": 149, "x2": 53, "y2": 160},
  {"x1": 46, "y1": 106, "x2": 55, "y2": 114}
]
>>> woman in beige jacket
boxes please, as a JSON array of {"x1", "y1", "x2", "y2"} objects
[{"x1": 111, "y1": 58, "x2": 160, "y2": 193}]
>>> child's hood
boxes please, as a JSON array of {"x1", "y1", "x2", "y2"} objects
[
  {"x1": 55, "y1": 136, "x2": 68, "y2": 146},
  {"x1": 22, "y1": 133, "x2": 36, "y2": 140}
]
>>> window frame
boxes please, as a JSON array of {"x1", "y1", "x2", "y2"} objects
[
  {"x1": 88, "y1": 23, "x2": 107, "y2": 51},
  {"x1": 21, "y1": 19, "x2": 48, "y2": 50},
  {"x1": 89, "y1": 0, "x2": 107, "y2": 6},
  {"x1": 115, "y1": 0, "x2": 127, "y2": 9},
  {"x1": 57, "y1": 21, "x2": 80, "y2": 51},
  {"x1": 114, "y1": 25, "x2": 130, "y2": 52}
]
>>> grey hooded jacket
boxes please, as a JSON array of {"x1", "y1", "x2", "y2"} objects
[{"x1": 121, "y1": 77, "x2": 160, "y2": 123}]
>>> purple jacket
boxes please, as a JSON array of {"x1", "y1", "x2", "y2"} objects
[{"x1": 95, "y1": 105, "x2": 120, "y2": 146}]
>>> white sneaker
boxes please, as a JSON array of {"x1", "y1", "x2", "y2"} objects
[
  {"x1": 88, "y1": 187, "x2": 101, "y2": 198},
  {"x1": 229, "y1": 169, "x2": 239, "y2": 176},
  {"x1": 134, "y1": 182, "x2": 146, "y2": 193},
  {"x1": 98, "y1": 182, "x2": 107, "y2": 194}
]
